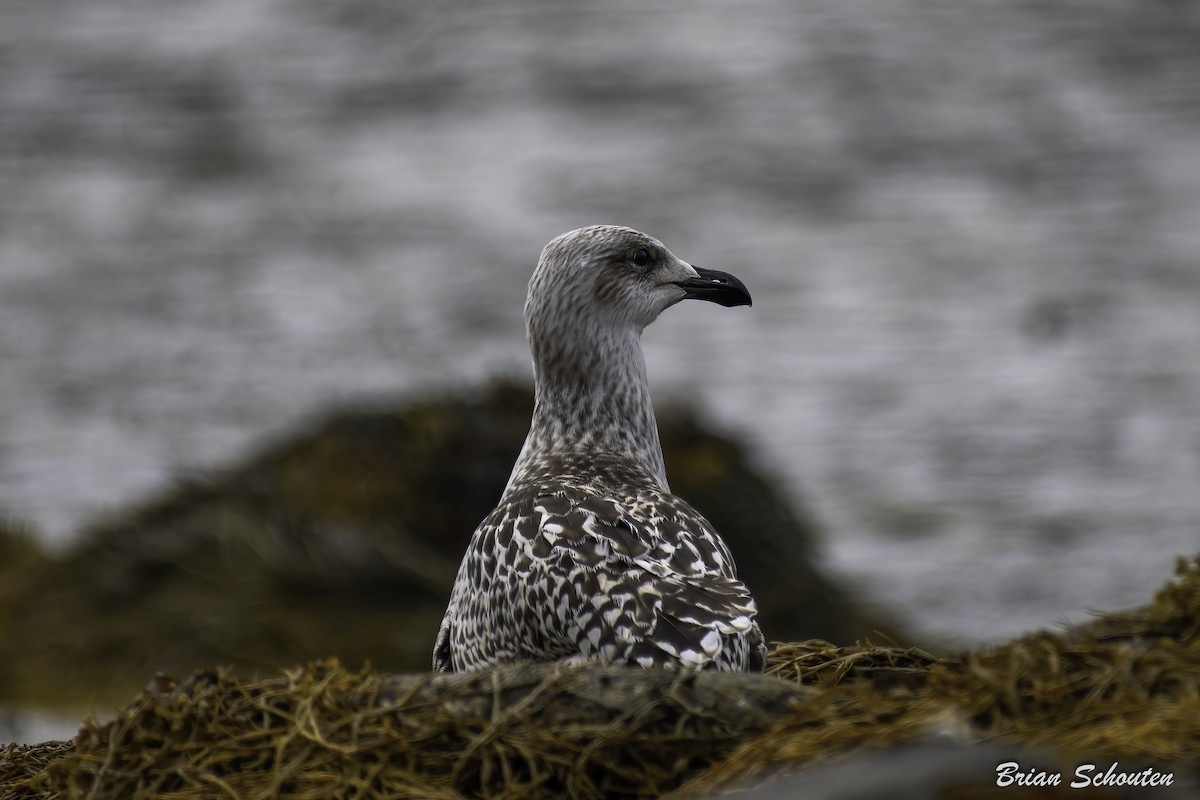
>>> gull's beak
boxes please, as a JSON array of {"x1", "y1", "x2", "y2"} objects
[{"x1": 677, "y1": 267, "x2": 752, "y2": 308}]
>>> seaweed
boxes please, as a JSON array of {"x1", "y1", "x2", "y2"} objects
[{"x1": 5, "y1": 558, "x2": 1197, "y2": 799}]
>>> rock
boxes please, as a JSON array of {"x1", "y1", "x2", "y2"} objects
[{"x1": 0, "y1": 380, "x2": 879, "y2": 707}]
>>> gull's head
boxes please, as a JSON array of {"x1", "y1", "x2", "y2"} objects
[{"x1": 526, "y1": 225, "x2": 751, "y2": 339}]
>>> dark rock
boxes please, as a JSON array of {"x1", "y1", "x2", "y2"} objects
[{"x1": 0, "y1": 380, "x2": 880, "y2": 706}]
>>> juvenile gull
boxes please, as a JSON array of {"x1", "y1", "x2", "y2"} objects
[{"x1": 434, "y1": 225, "x2": 765, "y2": 672}]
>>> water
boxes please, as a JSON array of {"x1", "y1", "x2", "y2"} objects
[{"x1": 1, "y1": 0, "x2": 1198, "y2": 648}]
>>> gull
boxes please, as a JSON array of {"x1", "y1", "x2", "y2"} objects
[{"x1": 434, "y1": 225, "x2": 764, "y2": 672}]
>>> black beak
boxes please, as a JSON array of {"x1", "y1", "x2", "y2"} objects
[{"x1": 678, "y1": 267, "x2": 752, "y2": 308}]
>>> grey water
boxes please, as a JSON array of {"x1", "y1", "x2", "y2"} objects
[{"x1": 2, "y1": 0, "x2": 1198, "y2": 648}]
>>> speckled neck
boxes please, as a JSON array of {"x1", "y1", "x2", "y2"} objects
[{"x1": 506, "y1": 323, "x2": 668, "y2": 494}]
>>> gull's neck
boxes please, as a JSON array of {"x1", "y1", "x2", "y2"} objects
[{"x1": 505, "y1": 324, "x2": 668, "y2": 494}]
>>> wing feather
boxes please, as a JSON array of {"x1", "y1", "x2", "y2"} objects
[{"x1": 529, "y1": 487, "x2": 765, "y2": 670}]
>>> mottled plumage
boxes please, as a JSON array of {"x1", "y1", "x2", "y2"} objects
[{"x1": 434, "y1": 225, "x2": 765, "y2": 672}]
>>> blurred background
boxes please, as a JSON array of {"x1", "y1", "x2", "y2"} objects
[{"x1": 1, "y1": 0, "x2": 1198, "y2": 650}]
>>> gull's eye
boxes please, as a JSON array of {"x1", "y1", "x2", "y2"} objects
[{"x1": 632, "y1": 248, "x2": 650, "y2": 268}]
